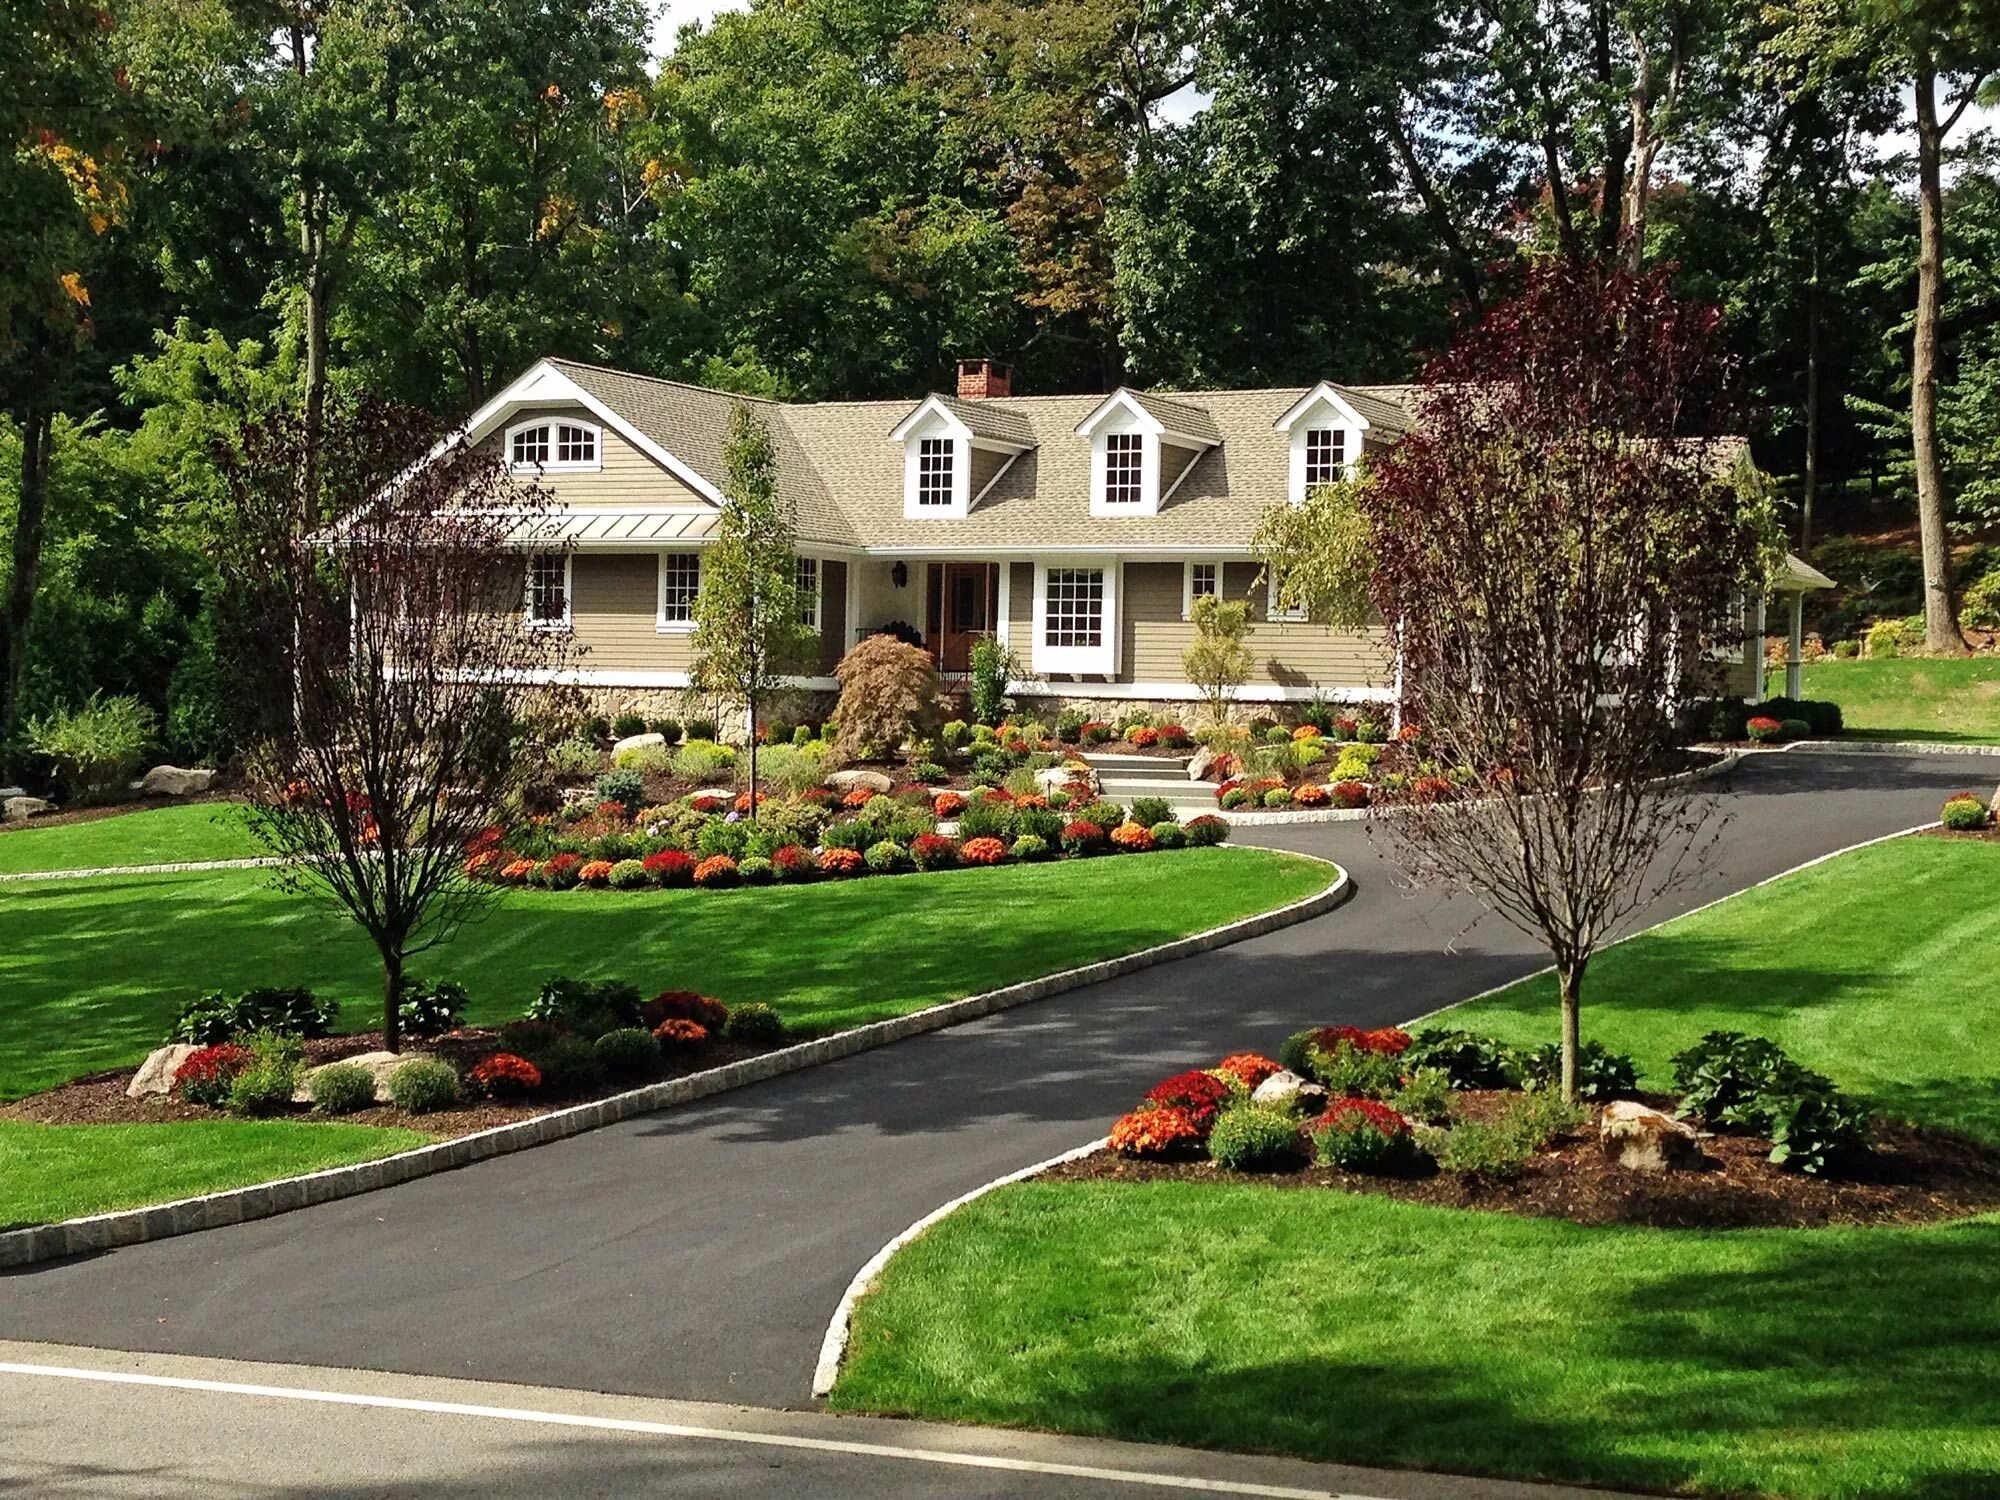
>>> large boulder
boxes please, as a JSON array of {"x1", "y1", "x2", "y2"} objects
[
  {"x1": 1599, "y1": 1100, "x2": 1705, "y2": 1173},
  {"x1": 141, "y1": 765, "x2": 216, "y2": 798},
  {"x1": 611, "y1": 732, "x2": 665, "y2": 759},
  {"x1": 127, "y1": 1043, "x2": 201, "y2": 1098},
  {"x1": 296, "y1": 1050, "x2": 411, "y2": 1106},
  {"x1": 1252, "y1": 1069, "x2": 1329, "y2": 1116},
  {"x1": 2, "y1": 795, "x2": 51, "y2": 823},
  {"x1": 826, "y1": 768, "x2": 893, "y2": 796},
  {"x1": 1186, "y1": 745, "x2": 1216, "y2": 782}
]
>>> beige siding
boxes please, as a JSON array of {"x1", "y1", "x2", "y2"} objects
[
  {"x1": 571, "y1": 553, "x2": 693, "y2": 671},
  {"x1": 1008, "y1": 561, "x2": 1032, "y2": 637},
  {"x1": 1723, "y1": 596, "x2": 1762, "y2": 698},
  {"x1": 477, "y1": 404, "x2": 713, "y2": 508},
  {"x1": 1159, "y1": 441, "x2": 1200, "y2": 496},
  {"x1": 969, "y1": 447, "x2": 1010, "y2": 500},
  {"x1": 1117, "y1": 559, "x2": 1390, "y2": 689}
]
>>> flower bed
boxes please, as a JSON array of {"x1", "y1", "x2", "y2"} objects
[{"x1": 1071, "y1": 1027, "x2": 2000, "y2": 1229}]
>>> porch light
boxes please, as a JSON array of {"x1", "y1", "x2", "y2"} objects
[{"x1": 892, "y1": 561, "x2": 908, "y2": 588}]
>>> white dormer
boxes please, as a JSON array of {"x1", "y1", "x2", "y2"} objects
[
  {"x1": 888, "y1": 394, "x2": 1030, "y2": 520},
  {"x1": 1073, "y1": 388, "x2": 1219, "y2": 518},
  {"x1": 1274, "y1": 381, "x2": 1370, "y2": 505}
]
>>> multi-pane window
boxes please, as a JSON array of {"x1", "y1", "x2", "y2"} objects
[
  {"x1": 1303, "y1": 427, "x2": 1343, "y2": 488},
  {"x1": 1043, "y1": 568, "x2": 1105, "y2": 649},
  {"x1": 1267, "y1": 572, "x2": 1306, "y2": 624},
  {"x1": 917, "y1": 437, "x2": 955, "y2": 507},
  {"x1": 659, "y1": 551, "x2": 701, "y2": 626},
  {"x1": 1103, "y1": 432, "x2": 1144, "y2": 505},
  {"x1": 526, "y1": 553, "x2": 568, "y2": 627},
  {"x1": 1187, "y1": 562, "x2": 1218, "y2": 608},
  {"x1": 511, "y1": 424, "x2": 550, "y2": 468},
  {"x1": 795, "y1": 556, "x2": 820, "y2": 629},
  {"x1": 555, "y1": 423, "x2": 596, "y2": 465}
]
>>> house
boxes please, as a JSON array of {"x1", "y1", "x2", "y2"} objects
[{"x1": 447, "y1": 355, "x2": 1799, "y2": 722}]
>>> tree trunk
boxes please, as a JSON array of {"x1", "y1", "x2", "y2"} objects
[
  {"x1": 1911, "y1": 56, "x2": 1966, "y2": 655},
  {"x1": 292, "y1": 22, "x2": 328, "y2": 535},
  {"x1": 1558, "y1": 962, "x2": 1584, "y2": 1103},
  {"x1": 1803, "y1": 241, "x2": 1820, "y2": 554},
  {"x1": 1, "y1": 405, "x2": 54, "y2": 755},
  {"x1": 381, "y1": 947, "x2": 404, "y2": 1055},
  {"x1": 746, "y1": 687, "x2": 758, "y2": 821}
]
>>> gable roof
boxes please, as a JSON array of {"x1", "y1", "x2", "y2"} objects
[{"x1": 471, "y1": 361, "x2": 1421, "y2": 551}]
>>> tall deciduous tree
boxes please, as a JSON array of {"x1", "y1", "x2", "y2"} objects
[
  {"x1": 689, "y1": 404, "x2": 815, "y2": 814},
  {"x1": 1306, "y1": 264, "x2": 1775, "y2": 1101},
  {"x1": 225, "y1": 396, "x2": 575, "y2": 1050}
]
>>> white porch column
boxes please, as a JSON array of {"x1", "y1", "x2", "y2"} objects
[{"x1": 1786, "y1": 591, "x2": 1804, "y2": 700}]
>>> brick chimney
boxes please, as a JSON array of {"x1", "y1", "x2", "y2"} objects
[{"x1": 956, "y1": 357, "x2": 1011, "y2": 400}]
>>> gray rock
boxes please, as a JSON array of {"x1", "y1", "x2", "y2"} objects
[
  {"x1": 0, "y1": 786, "x2": 23, "y2": 802},
  {"x1": 297, "y1": 1050, "x2": 413, "y2": 1106},
  {"x1": 140, "y1": 765, "x2": 216, "y2": 798},
  {"x1": 1599, "y1": 1100, "x2": 1705, "y2": 1173},
  {"x1": 1187, "y1": 745, "x2": 1215, "y2": 782},
  {"x1": 826, "y1": 768, "x2": 893, "y2": 796},
  {"x1": 1036, "y1": 765, "x2": 1096, "y2": 795},
  {"x1": 611, "y1": 732, "x2": 666, "y2": 759},
  {"x1": 1252, "y1": 1069, "x2": 1329, "y2": 1115},
  {"x1": 127, "y1": 1043, "x2": 200, "y2": 1098},
  {"x1": 3, "y1": 795, "x2": 52, "y2": 822}
]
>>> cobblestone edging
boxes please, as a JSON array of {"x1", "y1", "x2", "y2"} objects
[
  {"x1": 1785, "y1": 738, "x2": 2000, "y2": 758},
  {"x1": 0, "y1": 857, "x2": 1351, "y2": 1271},
  {"x1": 0, "y1": 856, "x2": 284, "y2": 884}
]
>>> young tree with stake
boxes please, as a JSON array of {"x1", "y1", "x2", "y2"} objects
[
  {"x1": 691, "y1": 403, "x2": 817, "y2": 813},
  {"x1": 223, "y1": 396, "x2": 577, "y2": 1053},
  {"x1": 1266, "y1": 263, "x2": 1779, "y2": 1101}
]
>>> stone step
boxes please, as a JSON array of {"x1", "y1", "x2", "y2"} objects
[{"x1": 1080, "y1": 752, "x2": 1192, "y2": 774}]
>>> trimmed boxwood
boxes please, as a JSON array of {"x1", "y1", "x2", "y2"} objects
[
  {"x1": 309, "y1": 1062, "x2": 377, "y2": 1115},
  {"x1": 1208, "y1": 1104, "x2": 1306, "y2": 1170},
  {"x1": 593, "y1": 1026, "x2": 662, "y2": 1081},
  {"x1": 386, "y1": 1058, "x2": 460, "y2": 1114}
]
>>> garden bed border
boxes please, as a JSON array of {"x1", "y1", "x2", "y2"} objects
[{"x1": 0, "y1": 854, "x2": 1349, "y2": 1271}]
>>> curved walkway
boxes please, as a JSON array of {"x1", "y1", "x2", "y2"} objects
[{"x1": 0, "y1": 752, "x2": 1971, "y2": 1413}]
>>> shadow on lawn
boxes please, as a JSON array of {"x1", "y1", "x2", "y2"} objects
[{"x1": 857, "y1": 1216, "x2": 2000, "y2": 1500}]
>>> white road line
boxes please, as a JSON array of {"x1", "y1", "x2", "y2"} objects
[{"x1": 0, "y1": 1360, "x2": 1368, "y2": 1500}]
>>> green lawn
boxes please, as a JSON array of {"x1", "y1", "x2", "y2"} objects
[
  {"x1": 1772, "y1": 656, "x2": 2000, "y2": 743},
  {"x1": 833, "y1": 835, "x2": 2000, "y2": 1498},
  {"x1": 0, "y1": 1119, "x2": 431, "y2": 1229},
  {"x1": 0, "y1": 847, "x2": 1332, "y2": 1100},
  {"x1": 1444, "y1": 836, "x2": 2000, "y2": 1146},
  {"x1": 833, "y1": 1184, "x2": 2000, "y2": 1500},
  {"x1": 0, "y1": 802, "x2": 263, "y2": 875}
]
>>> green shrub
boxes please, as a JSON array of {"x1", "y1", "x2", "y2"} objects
[
  {"x1": 594, "y1": 770, "x2": 645, "y2": 811},
  {"x1": 1780, "y1": 716, "x2": 1811, "y2": 740},
  {"x1": 1515, "y1": 1040, "x2": 1639, "y2": 1101},
  {"x1": 1128, "y1": 796, "x2": 1175, "y2": 827},
  {"x1": 612, "y1": 713, "x2": 647, "y2": 739},
  {"x1": 608, "y1": 858, "x2": 650, "y2": 889},
  {"x1": 1075, "y1": 799, "x2": 1124, "y2": 828},
  {"x1": 386, "y1": 1058, "x2": 460, "y2": 1114},
  {"x1": 548, "y1": 738, "x2": 600, "y2": 778},
  {"x1": 583, "y1": 714, "x2": 611, "y2": 741},
  {"x1": 695, "y1": 817, "x2": 750, "y2": 859},
  {"x1": 526, "y1": 977, "x2": 644, "y2": 1036},
  {"x1": 310, "y1": 1062, "x2": 378, "y2": 1115},
  {"x1": 1670, "y1": 1030, "x2": 1870, "y2": 1173},
  {"x1": 1759, "y1": 697, "x2": 1844, "y2": 736},
  {"x1": 1941, "y1": 795, "x2": 1989, "y2": 831},
  {"x1": 397, "y1": 980, "x2": 468, "y2": 1041},
  {"x1": 676, "y1": 739, "x2": 734, "y2": 780},
  {"x1": 224, "y1": 1031, "x2": 304, "y2": 1117},
  {"x1": 593, "y1": 1026, "x2": 661, "y2": 1081},
  {"x1": 909, "y1": 760, "x2": 947, "y2": 783},
  {"x1": 649, "y1": 718, "x2": 682, "y2": 743},
  {"x1": 1309, "y1": 1100, "x2": 1413, "y2": 1171},
  {"x1": 738, "y1": 855, "x2": 774, "y2": 884},
  {"x1": 1207, "y1": 1104, "x2": 1305, "y2": 1171},
  {"x1": 1309, "y1": 1038, "x2": 1402, "y2": 1098},
  {"x1": 955, "y1": 799, "x2": 1017, "y2": 842},
  {"x1": 613, "y1": 744, "x2": 672, "y2": 774},
  {"x1": 1150, "y1": 821, "x2": 1186, "y2": 848},
  {"x1": 1403, "y1": 1029, "x2": 1522, "y2": 1089},
  {"x1": 724, "y1": 1002, "x2": 786, "y2": 1044},
  {"x1": 1015, "y1": 806, "x2": 1064, "y2": 842},
  {"x1": 1833, "y1": 639, "x2": 1859, "y2": 658},
  {"x1": 1054, "y1": 710, "x2": 1086, "y2": 743},
  {"x1": 24, "y1": 692, "x2": 157, "y2": 800},
  {"x1": 1183, "y1": 815, "x2": 1228, "y2": 846},
  {"x1": 1432, "y1": 1116, "x2": 1535, "y2": 1177},
  {"x1": 529, "y1": 1034, "x2": 603, "y2": 1092},
  {"x1": 170, "y1": 986, "x2": 338, "y2": 1045},
  {"x1": 1263, "y1": 724, "x2": 1292, "y2": 744},
  {"x1": 1262, "y1": 787, "x2": 1292, "y2": 808},
  {"x1": 1391, "y1": 1067, "x2": 1454, "y2": 1125},
  {"x1": 865, "y1": 839, "x2": 911, "y2": 872},
  {"x1": 1010, "y1": 833, "x2": 1050, "y2": 861},
  {"x1": 685, "y1": 716, "x2": 718, "y2": 741}
]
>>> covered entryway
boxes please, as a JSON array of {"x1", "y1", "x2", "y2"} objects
[{"x1": 926, "y1": 561, "x2": 998, "y2": 672}]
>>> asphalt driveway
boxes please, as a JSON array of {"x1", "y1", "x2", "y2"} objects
[{"x1": 0, "y1": 750, "x2": 1971, "y2": 1411}]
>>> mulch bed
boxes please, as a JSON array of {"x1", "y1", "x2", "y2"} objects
[
  {"x1": 1043, "y1": 1090, "x2": 2000, "y2": 1230},
  {"x1": 1918, "y1": 825, "x2": 2000, "y2": 843},
  {"x1": 0, "y1": 1027, "x2": 783, "y2": 1141},
  {"x1": 0, "y1": 790, "x2": 242, "y2": 835}
]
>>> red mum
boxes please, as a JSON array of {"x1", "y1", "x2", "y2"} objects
[
  {"x1": 1110, "y1": 1105, "x2": 1205, "y2": 1158},
  {"x1": 469, "y1": 1052, "x2": 542, "y2": 1099},
  {"x1": 1214, "y1": 1053, "x2": 1284, "y2": 1090},
  {"x1": 1143, "y1": 1069, "x2": 1233, "y2": 1131}
]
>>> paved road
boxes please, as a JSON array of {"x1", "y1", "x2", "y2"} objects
[
  {"x1": 0, "y1": 1341, "x2": 1643, "y2": 1500},
  {"x1": 0, "y1": 752, "x2": 1966, "y2": 1419}
]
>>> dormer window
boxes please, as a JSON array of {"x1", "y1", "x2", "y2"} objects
[
  {"x1": 507, "y1": 417, "x2": 602, "y2": 473},
  {"x1": 1103, "y1": 432, "x2": 1145, "y2": 505},
  {"x1": 1275, "y1": 383, "x2": 1368, "y2": 505},
  {"x1": 917, "y1": 438, "x2": 955, "y2": 507},
  {"x1": 1303, "y1": 428, "x2": 1343, "y2": 488}
]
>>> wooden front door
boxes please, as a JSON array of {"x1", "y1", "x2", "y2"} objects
[{"x1": 927, "y1": 561, "x2": 999, "y2": 672}]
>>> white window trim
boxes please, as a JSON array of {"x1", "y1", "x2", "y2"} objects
[
  {"x1": 506, "y1": 416, "x2": 603, "y2": 474},
  {"x1": 900, "y1": 412, "x2": 973, "y2": 519},
  {"x1": 1182, "y1": 560, "x2": 1220, "y2": 620},
  {"x1": 656, "y1": 550, "x2": 702, "y2": 634},
  {"x1": 796, "y1": 555, "x2": 823, "y2": 631},
  {"x1": 1266, "y1": 572, "x2": 1306, "y2": 624},
  {"x1": 1275, "y1": 384, "x2": 1368, "y2": 506},
  {"x1": 524, "y1": 552, "x2": 573, "y2": 633},
  {"x1": 1031, "y1": 559, "x2": 1119, "y2": 676}
]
